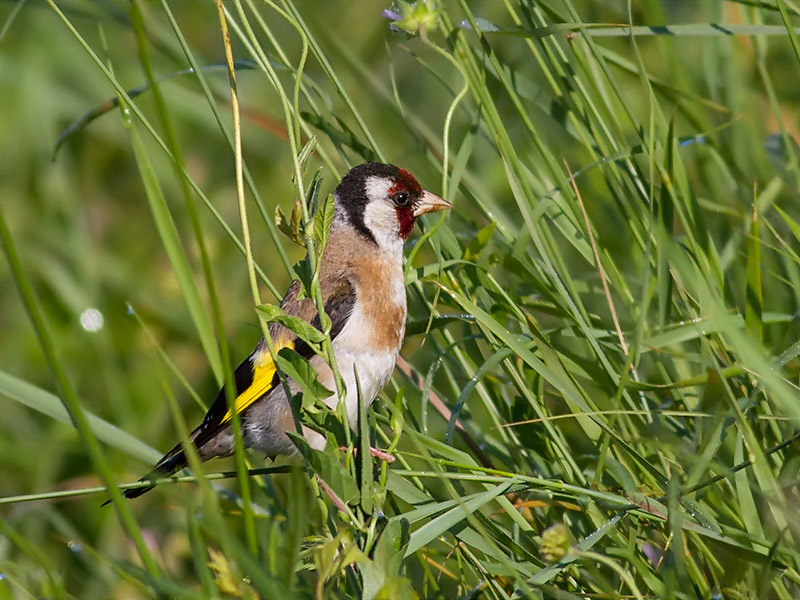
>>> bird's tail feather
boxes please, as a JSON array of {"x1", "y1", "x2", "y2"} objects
[
  {"x1": 107, "y1": 427, "x2": 202, "y2": 503},
  {"x1": 121, "y1": 443, "x2": 188, "y2": 500}
]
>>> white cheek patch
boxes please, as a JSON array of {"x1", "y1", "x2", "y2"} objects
[
  {"x1": 362, "y1": 175, "x2": 405, "y2": 253},
  {"x1": 363, "y1": 200, "x2": 403, "y2": 254}
]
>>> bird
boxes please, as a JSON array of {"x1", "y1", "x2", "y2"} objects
[{"x1": 122, "y1": 162, "x2": 452, "y2": 499}]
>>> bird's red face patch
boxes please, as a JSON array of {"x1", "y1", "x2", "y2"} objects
[
  {"x1": 394, "y1": 168, "x2": 422, "y2": 195},
  {"x1": 395, "y1": 205, "x2": 416, "y2": 239},
  {"x1": 389, "y1": 170, "x2": 422, "y2": 240}
]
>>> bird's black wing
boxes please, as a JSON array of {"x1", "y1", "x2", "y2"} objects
[
  {"x1": 198, "y1": 278, "x2": 356, "y2": 435},
  {"x1": 134, "y1": 278, "x2": 356, "y2": 487}
]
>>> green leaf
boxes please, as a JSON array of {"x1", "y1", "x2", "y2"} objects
[
  {"x1": 385, "y1": 472, "x2": 431, "y2": 505},
  {"x1": 392, "y1": 494, "x2": 478, "y2": 526},
  {"x1": 745, "y1": 205, "x2": 763, "y2": 341},
  {"x1": 448, "y1": 116, "x2": 478, "y2": 202},
  {"x1": 297, "y1": 136, "x2": 317, "y2": 174},
  {"x1": 463, "y1": 222, "x2": 496, "y2": 262},
  {"x1": 274, "y1": 205, "x2": 306, "y2": 247},
  {"x1": 300, "y1": 112, "x2": 377, "y2": 162},
  {"x1": 315, "y1": 192, "x2": 336, "y2": 254},
  {"x1": 292, "y1": 259, "x2": 314, "y2": 300},
  {"x1": 361, "y1": 519, "x2": 411, "y2": 600},
  {"x1": 775, "y1": 205, "x2": 800, "y2": 247},
  {"x1": 404, "y1": 479, "x2": 516, "y2": 557},
  {"x1": 257, "y1": 303, "x2": 326, "y2": 346},
  {"x1": 288, "y1": 433, "x2": 359, "y2": 506},
  {"x1": 641, "y1": 315, "x2": 741, "y2": 349},
  {"x1": 374, "y1": 518, "x2": 410, "y2": 574},
  {"x1": 274, "y1": 348, "x2": 333, "y2": 411}
]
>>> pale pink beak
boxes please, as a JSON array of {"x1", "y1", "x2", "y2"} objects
[{"x1": 413, "y1": 190, "x2": 453, "y2": 217}]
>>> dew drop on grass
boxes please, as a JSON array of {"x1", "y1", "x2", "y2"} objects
[
  {"x1": 79, "y1": 308, "x2": 104, "y2": 332},
  {"x1": 67, "y1": 540, "x2": 83, "y2": 553}
]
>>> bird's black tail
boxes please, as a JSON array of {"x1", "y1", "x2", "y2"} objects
[
  {"x1": 105, "y1": 428, "x2": 200, "y2": 504},
  {"x1": 122, "y1": 440, "x2": 190, "y2": 500}
]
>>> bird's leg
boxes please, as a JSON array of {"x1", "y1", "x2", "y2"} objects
[{"x1": 338, "y1": 446, "x2": 396, "y2": 463}]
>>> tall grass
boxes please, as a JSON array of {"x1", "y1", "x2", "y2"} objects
[{"x1": 2, "y1": 0, "x2": 800, "y2": 598}]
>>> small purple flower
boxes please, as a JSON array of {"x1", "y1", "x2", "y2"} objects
[
  {"x1": 382, "y1": 8, "x2": 402, "y2": 20},
  {"x1": 382, "y1": 8, "x2": 403, "y2": 31}
]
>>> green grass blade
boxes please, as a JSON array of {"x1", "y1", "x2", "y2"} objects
[{"x1": 0, "y1": 370, "x2": 160, "y2": 464}]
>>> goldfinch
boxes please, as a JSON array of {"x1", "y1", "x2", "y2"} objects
[{"x1": 124, "y1": 162, "x2": 451, "y2": 499}]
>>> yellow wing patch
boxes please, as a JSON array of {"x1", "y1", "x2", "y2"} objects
[{"x1": 220, "y1": 340, "x2": 293, "y2": 425}]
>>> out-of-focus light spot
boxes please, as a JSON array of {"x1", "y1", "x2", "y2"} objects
[{"x1": 79, "y1": 308, "x2": 104, "y2": 332}]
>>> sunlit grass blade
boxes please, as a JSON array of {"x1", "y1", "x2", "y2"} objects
[{"x1": 0, "y1": 370, "x2": 160, "y2": 464}]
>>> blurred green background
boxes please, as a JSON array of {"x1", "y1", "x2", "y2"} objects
[{"x1": 2, "y1": 1, "x2": 800, "y2": 598}]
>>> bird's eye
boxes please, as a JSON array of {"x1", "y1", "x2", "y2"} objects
[{"x1": 393, "y1": 191, "x2": 410, "y2": 206}]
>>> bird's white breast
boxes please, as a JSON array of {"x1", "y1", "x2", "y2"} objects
[
  {"x1": 328, "y1": 299, "x2": 404, "y2": 421},
  {"x1": 303, "y1": 250, "x2": 406, "y2": 449}
]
